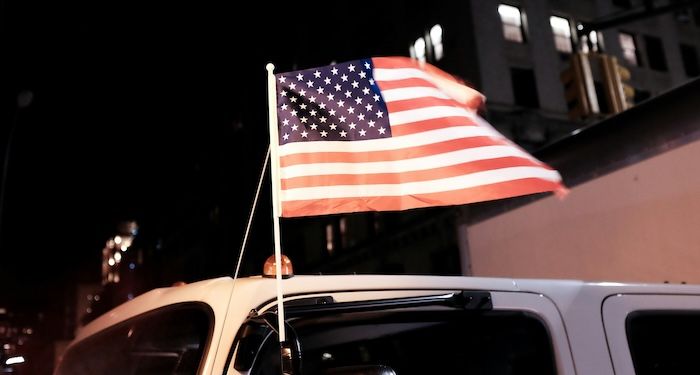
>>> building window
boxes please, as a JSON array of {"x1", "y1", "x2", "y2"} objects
[
  {"x1": 680, "y1": 44, "x2": 700, "y2": 77},
  {"x1": 550, "y1": 16, "x2": 573, "y2": 53},
  {"x1": 498, "y1": 4, "x2": 526, "y2": 43},
  {"x1": 644, "y1": 35, "x2": 668, "y2": 71},
  {"x1": 511, "y1": 67, "x2": 540, "y2": 108},
  {"x1": 619, "y1": 32, "x2": 640, "y2": 66}
]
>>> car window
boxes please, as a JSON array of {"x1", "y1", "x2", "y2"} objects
[
  {"x1": 56, "y1": 303, "x2": 212, "y2": 375},
  {"x1": 627, "y1": 311, "x2": 700, "y2": 374},
  {"x1": 243, "y1": 309, "x2": 556, "y2": 375}
]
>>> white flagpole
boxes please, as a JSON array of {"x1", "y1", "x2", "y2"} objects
[{"x1": 265, "y1": 63, "x2": 287, "y2": 343}]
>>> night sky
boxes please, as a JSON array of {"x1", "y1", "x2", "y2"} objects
[{"x1": 0, "y1": 1, "x2": 424, "y2": 314}]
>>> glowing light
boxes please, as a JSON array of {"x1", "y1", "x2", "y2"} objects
[
  {"x1": 108, "y1": 258, "x2": 115, "y2": 266},
  {"x1": 129, "y1": 263, "x2": 136, "y2": 270},
  {"x1": 114, "y1": 236, "x2": 122, "y2": 245},
  {"x1": 94, "y1": 294, "x2": 101, "y2": 301},
  {"x1": 114, "y1": 252, "x2": 122, "y2": 262},
  {"x1": 6, "y1": 356, "x2": 25, "y2": 365},
  {"x1": 121, "y1": 244, "x2": 128, "y2": 251},
  {"x1": 414, "y1": 37, "x2": 426, "y2": 62},
  {"x1": 2, "y1": 344, "x2": 10, "y2": 350}
]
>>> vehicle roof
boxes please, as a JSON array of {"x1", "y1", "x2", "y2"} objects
[{"x1": 74, "y1": 274, "x2": 700, "y2": 343}]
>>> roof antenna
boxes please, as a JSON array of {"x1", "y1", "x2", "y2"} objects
[{"x1": 233, "y1": 145, "x2": 270, "y2": 281}]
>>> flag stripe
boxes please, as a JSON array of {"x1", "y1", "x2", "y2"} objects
[
  {"x1": 376, "y1": 77, "x2": 437, "y2": 90},
  {"x1": 281, "y1": 177, "x2": 562, "y2": 217},
  {"x1": 389, "y1": 106, "x2": 474, "y2": 126},
  {"x1": 281, "y1": 167, "x2": 560, "y2": 201},
  {"x1": 386, "y1": 97, "x2": 469, "y2": 114},
  {"x1": 380, "y1": 87, "x2": 451, "y2": 102},
  {"x1": 278, "y1": 126, "x2": 503, "y2": 156},
  {"x1": 281, "y1": 157, "x2": 542, "y2": 189},
  {"x1": 280, "y1": 145, "x2": 535, "y2": 179},
  {"x1": 390, "y1": 117, "x2": 478, "y2": 137},
  {"x1": 280, "y1": 137, "x2": 511, "y2": 167}
]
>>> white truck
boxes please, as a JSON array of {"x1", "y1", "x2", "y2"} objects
[{"x1": 54, "y1": 274, "x2": 700, "y2": 374}]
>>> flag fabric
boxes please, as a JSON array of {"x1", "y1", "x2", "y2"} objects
[{"x1": 273, "y1": 57, "x2": 565, "y2": 217}]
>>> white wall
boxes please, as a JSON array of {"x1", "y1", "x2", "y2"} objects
[{"x1": 462, "y1": 138, "x2": 700, "y2": 283}]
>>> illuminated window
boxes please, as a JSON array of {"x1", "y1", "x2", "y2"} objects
[
  {"x1": 325, "y1": 224, "x2": 334, "y2": 254},
  {"x1": 550, "y1": 16, "x2": 573, "y2": 53},
  {"x1": 499, "y1": 4, "x2": 525, "y2": 43},
  {"x1": 411, "y1": 37, "x2": 427, "y2": 62},
  {"x1": 619, "y1": 32, "x2": 639, "y2": 66},
  {"x1": 430, "y1": 24, "x2": 444, "y2": 61}
]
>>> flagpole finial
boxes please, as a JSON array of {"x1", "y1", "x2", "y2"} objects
[{"x1": 266, "y1": 63, "x2": 275, "y2": 72}]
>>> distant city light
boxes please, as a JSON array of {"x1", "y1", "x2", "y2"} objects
[
  {"x1": 114, "y1": 236, "x2": 122, "y2": 245},
  {"x1": 121, "y1": 244, "x2": 128, "y2": 251},
  {"x1": 94, "y1": 294, "x2": 100, "y2": 301},
  {"x1": 108, "y1": 258, "x2": 115, "y2": 266},
  {"x1": 414, "y1": 37, "x2": 426, "y2": 62},
  {"x1": 6, "y1": 356, "x2": 25, "y2": 365},
  {"x1": 0, "y1": 308, "x2": 5, "y2": 314},
  {"x1": 114, "y1": 252, "x2": 122, "y2": 262},
  {"x1": 127, "y1": 293, "x2": 134, "y2": 300},
  {"x1": 3, "y1": 344, "x2": 10, "y2": 350},
  {"x1": 129, "y1": 263, "x2": 136, "y2": 270}
]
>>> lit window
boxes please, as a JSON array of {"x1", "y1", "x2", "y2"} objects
[
  {"x1": 619, "y1": 32, "x2": 639, "y2": 66},
  {"x1": 412, "y1": 37, "x2": 427, "y2": 62},
  {"x1": 325, "y1": 224, "x2": 334, "y2": 254},
  {"x1": 550, "y1": 16, "x2": 573, "y2": 53},
  {"x1": 499, "y1": 4, "x2": 525, "y2": 43}
]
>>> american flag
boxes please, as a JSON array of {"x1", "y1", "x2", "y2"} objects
[{"x1": 274, "y1": 57, "x2": 565, "y2": 217}]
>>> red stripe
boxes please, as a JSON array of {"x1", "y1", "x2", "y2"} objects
[
  {"x1": 281, "y1": 178, "x2": 562, "y2": 217},
  {"x1": 280, "y1": 157, "x2": 541, "y2": 190},
  {"x1": 386, "y1": 97, "x2": 464, "y2": 113},
  {"x1": 372, "y1": 57, "x2": 419, "y2": 69},
  {"x1": 376, "y1": 77, "x2": 435, "y2": 90},
  {"x1": 392, "y1": 117, "x2": 477, "y2": 136},
  {"x1": 280, "y1": 137, "x2": 509, "y2": 167}
]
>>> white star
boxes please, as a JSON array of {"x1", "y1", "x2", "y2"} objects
[
  {"x1": 316, "y1": 87, "x2": 325, "y2": 94},
  {"x1": 349, "y1": 122, "x2": 357, "y2": 129},
  {"x1": 301, "y1": 130, "x2": 308, "y2": 138},
  {"x1": 281, "y1": 104, "x2": 288, "y2": 111},
  {"x1": 378, "y1": 127, "x2": 386, "y2": 134},
  {"x1": 309, "y1": 96, "x2": 317, "y2": 103},
  {"x1": 290, "y1": 110, "x2": 297, "y2": 116},
  {"x1": 364, "y1": 62, "x2": 371, "y2": 69},
  {"x1": 279, "y1": 76, "x2": 287, "y2": 83},
  {"x1": 376, "y1": 110, "x2": 384, "y2": 118},
  {"x1": 289, "y1": 96, "x2": 298, "y2": 103},
  {"x1": 300, "y1": 116, "x2": 308, "y2": 123},
  {"x1": 299, "y1": 89, "x2": 306, "y2": 96},
  {"x1": 320, "y1": 130, "x2": 328, "y2": 137},
  {"x1": 329, "y1": 123, "x2": 338, "y2": 130},
  {"x1": 357, "y1": 113, "x2": 365, "y2": 121},
  {"x1": 347, "y1": 107, "x2": 355, "y2": 114},
  {"x1": 329, "y1": 109, "x2": 336, "y2": 116},
  {"x1": 337, "y1": 100, "x2": 345, "y2": 107},
  {"x1": 355, "y1": 97, "x2": 363, "y2": 104},
  {"x1": 327, "y1": 93, "x2": 335, "y2": 101},
  {"x1": 291, "y1": 124, "x2": 299, "y2": 131},
  {"x1": 359, "y1": 71, "x2": 367, "y2": 79},
  {"x1": 282, "y1": 119, "x2": 290, "y2": 126},
  {"x1": 296, "y1": 73, "x2": 304, "y2": 81},
  {"x1": 331, "y1": 67, "x2": 338, "y2": 75},
  {"x1": 345, "y1": 90, "x2": 352, "y2": 98},
  {"x1": 373, "y1": 94, "x2": 380, "y2": 101},
  {"x1": 368, "y1": 120, "x2": 376, "y2": 127},
  {"x1": 313, "y1": 70, "x2": 321, "y2": 78},
  {"x1": 310, "y1": 123, "x2": 318, "y2": 130},
  {"x1": 339, "y1": 115, "x2": 346, "y2": 123},
  {"x1": 283, "y1": 133, "x2": 289, "y2": 140},
  {"x1": 341, "y1": 74, "x2": 348, "y2": 82},
  {"x1": 306, "y1": 80, "x2": 314, "y2": 88},
  {"x1": 340, "y1": 130, "x2": 348, "y2": 137},
  {"x1": 362, "y1": 87, "x2": 370, "y2": 95},
  {"x1": 369, "y1": 78, "x2": 375, "y2": 85},
  {"x1": 309, "y1": 109, "x2": 317, "y2": 116},
  {"x1": 281, "y1": 90, "x2": 287, "y2": 97},
  {"x1": 300, "y1": 103, "x2": 307, "y2": 110},
  {"x1": 334, "y1": 84, "x2": 342, "y2": 91},
  {"x1": 289, "y1": 83, "x2": 297, "y2": 90},
  {"x1": 319, "y1": 116, "x2": 327, "y2": 123},
  {"x1": 319, "y1": 102, "x2": 327, "y2": 109},
  {"x1": 359, "y1": 129, "x2": 367, "y2": 136},
  {"x1": 365, "y1": 104, "x2": 373, "y2": 111},
  {"x1": 351, "y1": 81, "x2": 359, "y2": 88},
  {"x1": 348, "y1": 64, "x2": 356, "y2": 72},
  {"x1": 324, "y1": 77, "x2": 331, "y2": 85}
]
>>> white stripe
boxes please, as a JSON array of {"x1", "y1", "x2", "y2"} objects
[
  {"x1": 281, "y1": 167, "x2": 561, "y2": 201},
  {"x1": 373, "y1": 67, "x2": 433, "y2": 82},
  {"x1": 389, "y1": 106, "x2": 474, "y2": 126},
  {"x1": 381, "y1": 87, "x2": 450, "y2": 102},
  {"x1": 278, "y1": 125, "x2": 504, "y2": 156},
  {"x1": 280, "y1": 145, "x2": 533, "y2": 179}
]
